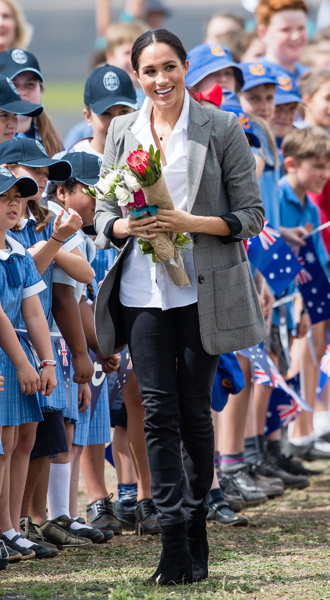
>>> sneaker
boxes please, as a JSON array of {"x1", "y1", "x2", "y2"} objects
[
  {"x1": 257, "y1": 456, "x2": 310, "y2": 489},
  {"x1": 0, "y1": 533, "x2": 35, "y2": 560},
  {"x1": 86, "y1": 494, "x2": 122, "y2": 535},
  {"x1": 248, "y1": 464, "x2": 284, "y2": 497},
  {"x1": 114, "y1": 501, "x2": 136, "y2": 531},
  {"x1": 277, "y1": 454, "x2": 322, "y2": 477},
  {"x1": 224, "y1": 467, "x2": 268, "y2": 507},
  {"x1": 20, "y1": 517, "x2": 59, "y2": 556},
  {"x1": 219, "y1": 477, "x2": 245, "y2": 513},
  {"x1": 0, "y1": 540, "x2": 8, "y2": 570},
  {"x1": 6, "y1": 545, "x2": 22, "y2": 562},
  {"x1": 38, "y1": 520, "x2": 93, "y2": 550},
  {"x1": 207, "y1": 501, "x2": 249, "y2": 527},
  {"x1": 135, "y1": 499, "x2": 161, "y2": 536}
]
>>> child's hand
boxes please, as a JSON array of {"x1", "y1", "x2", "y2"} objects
[
  {"x1": 53, "y1": 209, "x2": 83, "y2": 242},
  {"x1": 97, "y1": 352, "x2": 121, "y2": 374},
  {"x1": 16, "y1": 363, "x2": 40, "y2": 395},
  {"x1": 40, "y1": 365, "x2": 57, "y2": 396},
  {"x1": 296, "y1": 312, "x2": 311, "y2": 338},
  {"x1": 78, "y1": 382, "x2": 91, "y2": 413},
  {"x1": 0, "y1": 372, "x2": 4, "y2": 393},
  {"x1": 71, "y1": 353, "x2": 94, "y2": 384}
]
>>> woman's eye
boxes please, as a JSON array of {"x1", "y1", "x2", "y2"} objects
[{"x1": 165, "y1": 65, "x2": 175, "y2": 70}]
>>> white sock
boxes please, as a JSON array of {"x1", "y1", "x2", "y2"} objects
[
  {"x1": 70, "y1": 520, "x2": 93, "y2": 531},
  {"x1": 3, "y1": 528, "x2": 16, "y2": 540},
  {"x1": 313, "y1": 411, "x2": 330, "y2": 437},
  {"x1": 48, "y1": 463, "x2": 71, "y2": 520},
  {"x1": 288, "y1": 434, "x2": 314, "y2": 446}
]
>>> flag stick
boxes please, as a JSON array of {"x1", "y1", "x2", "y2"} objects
[{"x1": 303, "y1": 220, "x2": 330, "y2": 239}]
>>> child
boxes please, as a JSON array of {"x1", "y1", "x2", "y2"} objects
[
  {"x1": 0, "y1": 49, "x2": 63, "y2": 156},
  {"x1": 256, "y1": 0, "x2": 309, "y2": 81},
  {"x1": 0, "y1": 73, "x2": 43, "y2": 145},
  {"x1": 185, "y1": 43, "x2": 244, "y2": 93},
  {"x1": 269, "y1": 68, "x2": 304, "y2": 148},
  {"x1": 0, "y1": 167, "x2": 57, "y2": 559}
]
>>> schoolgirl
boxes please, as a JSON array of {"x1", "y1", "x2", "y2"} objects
[
  {"x1": 0, "y1": 49, "x2": 63, "y2": 156},
  {"x1": 0, "y1": 73, "x2": 43, "y2": 145},
  {"x1": 269, "y1": 67, "x2": 304, "y2": 150},
  {"x1": 185, "y1": 43, "x2": 244, "y2": 93},
  {"x1": 0, "y1": 167, "x2": 57, "y2": 559}
]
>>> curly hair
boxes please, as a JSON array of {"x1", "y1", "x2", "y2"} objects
[{"x1": 255, "y1": 0, "x2": 308, "y2": 28}]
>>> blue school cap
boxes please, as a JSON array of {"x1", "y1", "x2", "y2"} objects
[
  {"x1": 84, "y1": 65, "x2": 138, "y2": 115},
  {"x1": 0, "y1": 75, "x2": 43, "y2": 117},
  {"x1": 0, "y1": 49, "x2": 43, "y2": 82},
  {"x1": 221, "y1": 91, "x2": 261, "y2": 148},
  {"x1": 273, "y1": 68, "x2": 304, "y2": 105},
  {"x1": 59, "y1": 152, "x2": 101, "y2": 186},
  {"x1": 0, "y1": 166, "x2": 38, "y2": 197},
  {"x1": 0, "y1": 138, "x2": 72, "y2": 181},
  {"x1": 240, "y1": 62, "x2": 277, "y2": 92},
  {"x1": 211, "y1": 353, "x2": 245, "y2": 412},
  {"x1": 185, "y1": 44, "x2": 244, "y2": 89}
]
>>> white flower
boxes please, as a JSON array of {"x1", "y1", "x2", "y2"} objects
[
  {"x1": 105, "y1": 171, "x2": 120, "y2": 184},
  {"x1": 115, "y1": 185, "x2": 133, "y2": 206},
  {"x1": 97, "y1": 178, "x2": 111, "y2": 195},
  {"x1": 123, "y1": 172, "x2": 141, "y2": 192}
]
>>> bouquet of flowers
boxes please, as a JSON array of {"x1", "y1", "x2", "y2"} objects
[{"x1": 85, "y1": 145, "x2": 191, "y2": 287}]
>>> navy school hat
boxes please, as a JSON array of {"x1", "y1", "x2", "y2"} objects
[
  {"x1": 0, "y1": 138, "x2": 72, "y2": 181},
  {"x1": 240, "y1": 62, "x2": 277, "y2": 92},
  {"x1": 0, "y1": 49, "x2": 43, "y2": 82},
  {"x1": 0, "y1": 75, "x2": 43, "y2": 117},
  {"x1": 84, "y1": 65, "x2": 138, "y2": 115},
  {"x1": 0, "y1": 165, "x2": 38, "y2": 197},
  {"x1": 221, "y1": 92, "x2": 261, "y2": 148},
  {"x1": 56, "y1": 152, "x2": 101, "y2": 186},
  {"x1": 186, "y1": 44, "x2": 244, "y2": 89}
]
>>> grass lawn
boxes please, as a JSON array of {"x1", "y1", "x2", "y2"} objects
[
  {"x1": 2, "y1": 461, "x2": 330, "y2": 600},
  {"x1": 42, "y1": 82, "x2": 85, "y2": 113}
]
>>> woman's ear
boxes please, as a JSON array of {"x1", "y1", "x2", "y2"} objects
[
  {"x1": 184, "y1": 59, "x2": 189, "y2": 78},
  {"x1": 133, "y1": 70, "x2": 141, "y2": 86}
]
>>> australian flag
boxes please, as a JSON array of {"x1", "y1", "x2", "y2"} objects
[
  {"x1": 317, "y1": 343, "x2": 330, "y2": 400},
  {"x1": 295, "y1": 237, "x2": 330, "y2": 324},
  {"x1": 265, "y1": 374, "x2": 304, "y2": 436},
  {"x1": 248, "y1": 220, "x2": 302, "y2": 296}
]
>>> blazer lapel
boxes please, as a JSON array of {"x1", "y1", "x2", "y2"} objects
[
  {"x1": 124, "y1": 128, "x2": 140, "y2": 157},
  {"x1": 187, "y1": 99, "x2": 212, "y2": 212}
]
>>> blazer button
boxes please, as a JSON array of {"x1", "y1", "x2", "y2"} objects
[
  {"x1": 198, "y1": 275, "x2": 204, "y2": 284},
  {"x1": 8, "y1": 257, "x2": 13, "y2": 263},
  {"x1": 193, "y1": 235, "x2": 199, "y2": 244}
]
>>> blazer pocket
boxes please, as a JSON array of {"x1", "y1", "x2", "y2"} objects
[{"x1": 213, "y1": 261, "x2": 258, "y2": 331}]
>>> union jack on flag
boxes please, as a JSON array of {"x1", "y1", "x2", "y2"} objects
[
  {"x1": 293, "y1": 254, "x2": 313, "y2": 286},
  {"x1": 277, "y1": 398, "x2": 301, "y2": 427},
  {"x1": 259, "y1": 219, "x2": 281, "y2": 250},
  {"x1": 320, "y1": 345, "x2": 330, "y2": 377},
  {"x1": 60, "y1": 338, "x2": 68, "y2": 367},
  {"x1": 254, "y1": 363, "x2": 271, "y2": 386}
]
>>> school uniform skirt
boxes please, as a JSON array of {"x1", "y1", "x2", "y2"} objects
[{"x1": 73, "y1": 381, "x2": 111, "y2": 447}]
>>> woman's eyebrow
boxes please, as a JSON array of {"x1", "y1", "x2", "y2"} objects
[{"x1": 142, "y1": 60, "x2": 176, "y2": 69}]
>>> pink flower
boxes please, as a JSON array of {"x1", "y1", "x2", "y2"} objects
[
  {"x1": 127, "y1": 149, "x2": 150, "y2": 178},
  {"x1": 132, "y1": 189, "x2": 146, "y2": 210}
]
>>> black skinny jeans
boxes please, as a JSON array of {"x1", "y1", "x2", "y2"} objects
[{"x1": 123, "y1": 303, "x2": 219, "y2": 526}]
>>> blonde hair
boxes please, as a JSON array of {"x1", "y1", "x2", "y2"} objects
[
  {"x1": 105, "y1": 21, "x2": 149, "y2": 56},
  {"x1": 35, "y1": 112, "x2": 63, "y2": 158},
  {"x1": 282, "y1": 126, "x2": 330, "y2": 162},
  {"x1": 2, "y1": 0, "x2": 33, "y2": 49},
  {"x1": 299, "y1": 68, "x2": 330, "y2": 98},
  {"x1": 8, "y1": 163, "x2": 53, "y2": 232},
  {"x1": 255, "y1": 0, "x2": 308, "y2": 28},
  {"x1": 248, "y1": 112, "x2": 279, "y2": 170}
]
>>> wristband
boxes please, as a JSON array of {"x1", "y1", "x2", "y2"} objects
[
  {"x1": 51, "y1": 235, "x2": 64, "y2": 244},
  {"x1": 39, "y1": 360, "x2": 57, "y2": 370}
]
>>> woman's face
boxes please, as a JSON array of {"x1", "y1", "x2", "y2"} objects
[
  {"x1": 0, "y1": 109, "x2": 17, "y2": 143},
  {"x1": 304, "y1": 81, "x2": 330, "y2": 130},
  {"x1": 269, "y1": 101, "x2": 298, "y2": 139},
  {"x1": 196, "y1": 67, "x2": 236, "y2": 93},
  {"x1": 135, "y1": 43, "x2": 189, "y2": 110},
  {"x1": 0, "y1": 1, "x2": 16, "y2": 52},
  {"x1": 259, "y1": 10, "x2": 307, "y2": 67}
]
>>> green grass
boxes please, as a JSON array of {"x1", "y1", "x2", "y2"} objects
[
  {"x1": 42, "y1": 81, "x2": 85, "y2": 113},
  {"x1": 2, "y1": 463, "x2": 330, "y2": 600}
]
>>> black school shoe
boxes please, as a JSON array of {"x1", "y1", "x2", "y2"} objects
[
  {"x1": 222, "y1": 467, "x2": 268, "y2": 507},
  {"x1": 86, "y1": 494, "x2": 122, "y2": 535},
  {"x1": 114, "y1": 501, "x2": 136, "y2": 531},
  {"x1": 135, "y1": 499, "x2": 161, "y2": 536},
  {"x1": 0, "y1": 532, "x2": 34, "y2": 560},
  {"x1": 207, "y1": 501, "x2": 249, "y2": 527},
  {"x1": 51, "y1": 514, "x2": 104, "y2": 544},
  {"x1": 277, "y1": 454, "x2": 322, "y2": 477},
  {"x1": 256, "y1": 456, "x2": 310, "y2": 489},
  {"x1": 74, "y1": 517, "x2": 114, "y2": 542},
  {"x1": 11, "y1": 533, "x2": 54, "y2": 559},
  {"x1": 0, "y1": 540, "x2": 8, "y2": 570},
  {"x1": 20, "y1": 517, "x2": 59, "y2": 556},
  {"x1": 219, "y1": 477, "x2": 245, "y2": 513}
]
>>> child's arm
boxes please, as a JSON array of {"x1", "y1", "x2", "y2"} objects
[
  {"x1": 96, "y1": 0, "x2": 110, "y2": 37},
  {"x1": 21, "y1": 295, "x2": 57, "y2": 397},
  {"x1": 78, "y1": 382, "x2": 91, "y2": 413},
  {"x1": 53, "y1": 247, "x2": 95, "y2": 284},
  {"x1": 79, "y1": 296, "x2": 121, "y2": 373},
  {"x1": 253, "y1": 153, "x2": 266, "y2": 179},
  {"x1": 52, "y1": 283, "x2": 94, "y2": 384},
  {"x1": 0, "y1": 302, "x2": 40, "y2": 395},
  {"x1": 0, "y1": 372, "x2": 4, "y2": 393}
]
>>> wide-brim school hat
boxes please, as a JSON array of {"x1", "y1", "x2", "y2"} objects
[
  {"x1": 186, "y1": 44, "x2": 244, "y2": 89},
  {"x1": 273, "y1": 69, "x2": 305, "y2": 106},
  {"x1": 0, "y1": 166, "x2": 38, "y2": 197},
  {"x1": 240, "y1": 62, "x2": 277, "y2": 91},
  {"x1": 0, "y1": 75, "x2": 43, "y2": 117},
  {"x1": 0, "y1": 49, "x2": 44, "y2": 82},
  {"x1": 55, "y1": 151, "x2": 101, "y2": 186},
  {"x1": 221, "y1": 104, "x2": 261, "y2": 148},
  {"x1": 0, "y1": 138, "x2": 72, "y2": 181},
  {"x1": 84, "y1": 65, "x2": 138, "y2": 115}
]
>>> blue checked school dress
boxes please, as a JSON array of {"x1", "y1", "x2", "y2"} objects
[
  {"x1": 73, "y1": 380, "x2": 111, "y2": 447},
  {"x1": 0, "y1": 236, "x2": 45, "y2": 426},
  {"x1": 7, "y1": 208, "x2": 82, "y2": 413}
]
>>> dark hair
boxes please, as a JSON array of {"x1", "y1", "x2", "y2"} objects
[
  {"x1": 47, "y1": 178, "x2": 79, "y2": 203},
  {"x1": 131, "y1": 29, "x2": 187, "y2": 73}
]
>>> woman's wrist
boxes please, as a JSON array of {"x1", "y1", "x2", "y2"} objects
[{"x1": 112, "y1": 218, "x2": 129, "y2": 239}]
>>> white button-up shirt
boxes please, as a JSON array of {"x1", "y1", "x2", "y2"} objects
[{"x1": 119, "y1": 89, "x2": 198, "y2": 310}]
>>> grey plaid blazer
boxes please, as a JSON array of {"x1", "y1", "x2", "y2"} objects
[{"x1": 94, "y1": 97, "x2": 266, "y2": 356}]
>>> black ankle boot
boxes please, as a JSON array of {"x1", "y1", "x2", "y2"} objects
[
  {"x1": 185, "y1": 518, "x2": 209, "y2": 582},
  {"x1": 148, "y1": 522, "x2": 193, "y2": 586}
]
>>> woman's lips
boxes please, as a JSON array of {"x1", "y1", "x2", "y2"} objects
[{"x1": 154, "y1": 86, "x2": 174, "y2": 98}]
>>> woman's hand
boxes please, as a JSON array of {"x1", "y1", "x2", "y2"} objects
[
  {"x1": 154, "y1": 209, "x2": 196, "y2": 233},
  {"x1": 53, "y1": 209, "x2": 83, "y2": 243},
  {"x1": 126, "y1": 213, "x2": 158, "y2": 239}
]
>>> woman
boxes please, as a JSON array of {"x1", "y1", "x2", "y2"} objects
[
  {"x1": 0, "y1": 0, "x2": 32, "y2": 52},
  {"x1": 94, "y1": 29, "x2": 265, "y2": 585}
]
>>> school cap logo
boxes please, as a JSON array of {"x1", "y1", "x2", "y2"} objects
[
  {"x1": 35, "y1": 140, "x2": 48, "y2": 155},
  {"x1": 211, "y1": 45, "x2": 225, "y2": 57},
  {"x1": 0, "y1": 166, "x2": 12, "y2": 177},
  {"x1": 11, "y1": 49, "x2": 28, "y2": 64},
  {"x1": 278, "y1": 75, "x2": 293, "y2": 91},
  {"x1": 249, "y1": 64, "x2": 265, "y2": 76},
  {"x1": 98, "y1": 158, "x2": 103, "y2": 168},
  {"x1": 103, "y1": 71, "x2": 120, "y2": 92},
  {"x1": 239, "y1": 112, "x2": 251, "y2": 130},
  {"x1": 6, "y1": 78, "x2": 19, "y2": 94}
]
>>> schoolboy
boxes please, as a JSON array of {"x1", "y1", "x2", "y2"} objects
[
  {"x1": 185, "y1": 44, "x2": 244, "y2": 93},
  {"x1": 269, "y1": 68, "x2": 304, "y2": 147}
]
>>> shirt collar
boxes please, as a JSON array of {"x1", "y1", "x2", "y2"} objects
[
  {"x1": 0, "y1": 235, "x2": 26, "y2": 260},
  {"x1": 131, "y1": 89, "x2": 190, "y2": 137},
  {"x1": 18, "y1": 206, "x2": 37, "y2": 231},
  {"x1": 279, "y1": 176, "x2": 312, "y2": 208}
]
